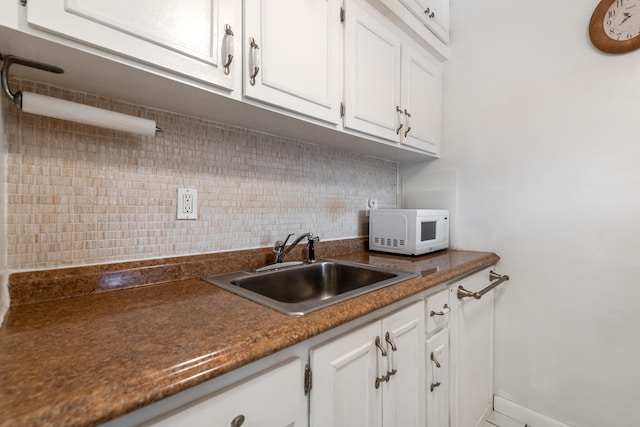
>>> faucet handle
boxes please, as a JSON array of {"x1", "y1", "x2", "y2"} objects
[{"x1": 281, "y1": 233, "x2": 294, "y2": 246}]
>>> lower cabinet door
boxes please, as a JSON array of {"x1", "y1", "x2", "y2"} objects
[
  {"x1": 381, "y1": 301, "x2": 426, "y2": 427},
  {"x1": 449, "y1": 266, "x2": 495, "y2": 427},
  {"x1": 310, "y1": 321, "x2": 383, "y2": 427},
  {"x1": 146, "y1": 358, "x2": 306, "y2": 427},
  {"x1": 309, "y1": 301, "x2": 426, "y2": 427},
  {"x1": 426, "y1": 327, "x2": 449, "y2": 427}
]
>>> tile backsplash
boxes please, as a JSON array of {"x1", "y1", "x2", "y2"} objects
[{"x1": 3, "y1": 79, "x2": 398, "y2": 271}]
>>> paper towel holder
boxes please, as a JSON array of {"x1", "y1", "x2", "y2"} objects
[
  {"x1": 1, "y1": 54, "x2": 64, "y2": 106},
  {"x1": 0, "y1": 53, "x2": 162, "y2": 134}
]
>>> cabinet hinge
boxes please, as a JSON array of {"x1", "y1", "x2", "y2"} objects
[
  {"x1": 304, "y1": 364, "x2": 312, "y2": 395},
  {"x1": 340, "y1": 6, "x2": 345, "y2": 23},
  {"x1": 340, "y1": 102, "x2": 345, "y2": 118}
]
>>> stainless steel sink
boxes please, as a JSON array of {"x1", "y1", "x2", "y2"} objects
[{"x1": 202, "y1": 259, "x2": 420, "y2": 316}]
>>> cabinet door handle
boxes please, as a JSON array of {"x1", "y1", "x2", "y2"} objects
[
  {"x1": 403, "y1": 109, "x2": 412, "y2": 137},
  {"x1": 384, "y1": 331, "x2": 398, "y2": 378},
  {"x1": 230, "y1": 414, "x2": 245, "y2": 426},
  {"x1": 430, "y1": 352, "x2": 441, "y2": 392},
  {"x1": 424, "y1": 8, "x2": 435, "y2": 18},
  {"x1": 374, "y1": 336, "x2": 388, "y2": 389},
  {"x1": 429, "y1": 304, "x2": 450, "y2": 317},
  {"x1": 395, "y1": 106, "x2": 404, "y2": 134},
  {"x1": 223, "y1": 24, "x2": 235, "y2": 75},
  {"x1": 249, "y1": 37, "x2": 260, "y2": 86}
]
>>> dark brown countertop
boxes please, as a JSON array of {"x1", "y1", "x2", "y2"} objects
[{"x1": 0, "y1": 241, "x2": 499, "y2": 427}]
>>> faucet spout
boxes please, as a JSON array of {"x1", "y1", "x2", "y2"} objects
[{"x1": 274, "y1": 232, "x2": 314, "y2": 263}]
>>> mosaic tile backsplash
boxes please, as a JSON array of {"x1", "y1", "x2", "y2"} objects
[{"x1": 3, "y1": 79, "x2": 398, "y2": 271}]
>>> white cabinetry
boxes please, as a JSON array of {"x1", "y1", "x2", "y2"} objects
[
  {"x1": 23, "y1": 0, "x2": 240, "y2": 91},
  {"x1": 310, "y1": 301, "x2": 425, "y2": 427},
  {"x1": 398, "y1": 0, "x2": 450, "y2": 43},
  {"x1": 425, "y1": 289, "x2": 450, "y2": 427},
  {"x1": 449, "y1": 267, "x2": 496, "y2": 427},
  {"x1": 426, "y1": 327, "x2": 450, "y2": 427},
  {"x1": 145, "y1": 358, "x2": 306, "y2": 427},
  {"x1": 243, "y1": 0, "x2": 342, "y2": 124},
  {"x1": 344, "y1": 0, "x2": 441, "y2": 155},
  {"x1": 401, "y1": 44, "x2": 441, "y2": 154}
]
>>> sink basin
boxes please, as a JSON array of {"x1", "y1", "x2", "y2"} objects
[{"x1": 203, "y1": 259, "x2": 420, "y2": 316}]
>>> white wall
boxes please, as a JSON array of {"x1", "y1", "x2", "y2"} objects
[{"x1": 402, "y1": 0, "x2": 640, "y2": 425}]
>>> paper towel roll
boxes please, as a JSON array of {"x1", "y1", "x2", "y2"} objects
[{"x1": 20, "y1": 91, "x2": 157, "y2": 136}]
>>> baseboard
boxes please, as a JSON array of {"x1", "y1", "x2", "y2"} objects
[{"x1": 493, "y1": 395, "x2": 572, "y2": 427}]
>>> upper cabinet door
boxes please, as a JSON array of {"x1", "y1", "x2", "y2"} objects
[
  {"x1": 243, "y1": 0, "x2": 343, "y2": 125},
  {"x1": 401, "y1": 44, "x2": 441, "y2": 155},
  {"x1": 344, "y1": 0, "x2": 402, "y2": 141},
  {"x1": 25, "y1": 0, "x2": 239, "y2": 90},
  {"x1": 398, "y1": 0, "x2": 450, "y2": 43}
]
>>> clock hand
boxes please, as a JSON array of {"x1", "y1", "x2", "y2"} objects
[{"x1": 621, "y1": 12, "x2": 632, "y2": 24}]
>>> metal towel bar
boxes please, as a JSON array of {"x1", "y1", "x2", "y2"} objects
[{"x1": 457, "y1": 271, "x2": 509, "y2": 300}]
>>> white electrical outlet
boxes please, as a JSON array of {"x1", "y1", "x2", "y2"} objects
[
  {"x1": 177, "y1": 188, "x2": 197, "y2": 220},
  {"x1": 365, "y1": 198, "x2": 378, "y2": 217}
]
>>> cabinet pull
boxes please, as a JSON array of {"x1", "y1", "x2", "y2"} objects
[
  {"x1": 457, "y1": 270, "x2": 510, "y2": 300},
  {"x1": 249, "y1": 37, "x2": 260, "y2": 86},
  {"x1": 385, "y1": 332, "x2": 398, "y2": 378},
  {"x1": 403, "y1": 109, "x2": 412, "y2": 137},
  {"x1": 430, "y1": 352, "x2": 441, "y2": 392},
  {"x1": 223, "y1": 24, "x2": 234, "y2": 75},
  {"x1": 374, "y1": 336, "x2": 388, "y2": 389},
  {"x1": 424, "y1": 8, "x2": 435, "y2": 18},
  {"x1": 395, "y1": 106, "x2": 404, "y2": 134},
  {"x1": 429, "y1": 304, "x2": 450, "y2": 317},
  {"x1": 230, "y1": 414, "x2": 245, "y2": 426}
]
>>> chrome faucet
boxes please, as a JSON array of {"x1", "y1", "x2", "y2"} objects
[{"x1": 273, "y1": 232, "x2": 319, "y2": 263}]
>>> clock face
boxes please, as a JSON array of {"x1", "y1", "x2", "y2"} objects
[
  {"x1": 590, "y1": 0, "x2": 640, "y2": 53},
  {"x1": 604, "y1": 0, "x2": 640, "y2": 40}
]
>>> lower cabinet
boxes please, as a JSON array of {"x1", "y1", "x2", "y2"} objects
[
  {"x1": 309, "y1": 301, "x2": 426, "y2": 427},
  {"x1": 112, "y1": 266, "x2": 500, "y2": 427},
  {"x1": 426, "y1": 327, "x2": 449, "y2": 427},
  {"x1": 425, "y1": 289, "x2": 450, "y2": 427},
  {"x1": 145, "y1": 358, "x2": 307, "y2": 427},
  {"x1": 448, "y1": 266, "x2": 496, "y2": 427}
]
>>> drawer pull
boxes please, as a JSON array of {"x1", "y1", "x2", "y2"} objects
[
  {"x1": 230, "y1": 414, "x2": 245, "y2": 426},
  {"x1": 429, "y1": 304, "x2": 450, "y2": 317}
]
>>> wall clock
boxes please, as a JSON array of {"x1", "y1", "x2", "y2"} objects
[{"x1": 589, "y1": 0, "x2": 640, "y2": 53}]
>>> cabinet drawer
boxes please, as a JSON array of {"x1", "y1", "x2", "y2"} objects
[
  {"x1": 425, "y1": 289, "x2": 449, "y2": 333},
  {"x1": 146, "y1": 358, "x2": 305, "y2": 427}
]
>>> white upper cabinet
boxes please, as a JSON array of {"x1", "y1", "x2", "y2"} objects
[
  {"x1": 24, "y1": 0, "x2": 240, "y2": 90},
  {"x1": 344, "y1": 0, "x2": 402, "y2": 142},
  {"x1": 243, "y1": 0, "x2": 343, "y2": 124},
  {"x1": 399, "y1": 0, "x2": 449, "y2": 43},
  {"x1": 401, "y1": 43, "x2": 441, "y2": 154},
  {"x1": 344, "y1": 0, "x2": 441, "y2": 155}
]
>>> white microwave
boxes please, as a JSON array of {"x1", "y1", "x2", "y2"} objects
[{"x1": 369, "y1": 209, "x2": 449, "y2": 256}]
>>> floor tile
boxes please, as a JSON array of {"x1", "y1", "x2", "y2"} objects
[{"x1": 486, "y1": 411, "x2": 526, "y2": 427}]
